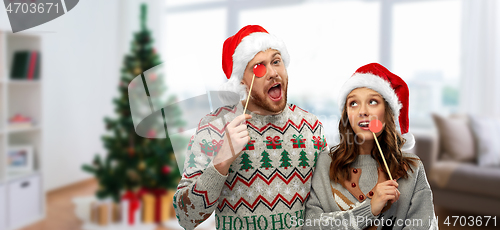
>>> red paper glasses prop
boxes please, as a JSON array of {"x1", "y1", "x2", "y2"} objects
[
  {"x1": 243, "y1": 64, "x2": 267, "y2": 114},
  {"x1": 369, "y1": 119, "x2": 383, "y2": 133},
  {"x1": 253, "y1": 63, "x2": 266, "y2": 78},
  {"x1": 369, "y1": 119, "x2": 393, "y2": 180}
]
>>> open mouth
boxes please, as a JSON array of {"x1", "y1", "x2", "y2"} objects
[
  {"x1": 268, "y1": 83, "x2": 282, "y2": 101},
  {"x1": 358, "y1": 120, "x2": 370, "y2": 130}
]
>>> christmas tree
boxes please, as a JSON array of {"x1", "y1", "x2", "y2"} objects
[
  {"x1": 313, "y1": 151, "x2": 318, "y2": 168},
  {"x1": 260, "y1": 151, "x2": 273, "y2": 170},
  {"x1": 82, "y1": 4, "x2": 184, "y2": 202},
  {"x1": 239, "y1": 152, "x2": 254, "y2": 171},
  {"x1": 279, "y1": 150, "x2": 292, "y2": 169},
  {"x1": 187, "y1": 153, "x2": 197, "y2": 169},
  {"x1": 298, "y1": 150, "x2": 310, "y2": 168}
]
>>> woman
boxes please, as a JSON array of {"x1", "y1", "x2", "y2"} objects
[{"x1": 304, "y1": 63, "x2": 437, "y2": 230}]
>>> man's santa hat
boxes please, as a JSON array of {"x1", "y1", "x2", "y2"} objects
[
  {"x1": 219, "y1": 25, "x2": 290, "y2": 104},
  {"x1": 338, "y1": 63, "x2": 415, "y2": 151}
]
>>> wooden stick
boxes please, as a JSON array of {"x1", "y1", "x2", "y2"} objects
[
  {"x1": 243, "y1": 75, "x2": 255, "y2": 115},
  {"x1": 373, "y1": 132, "x2": 393, "y2": 181}
]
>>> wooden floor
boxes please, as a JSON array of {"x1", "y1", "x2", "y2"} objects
[
  {"x1": 18, "y1": 179, "x2": 192, "y2": 230},
  {"x1": 18, "y1": 179, "x2": 498, "y2": 230}
]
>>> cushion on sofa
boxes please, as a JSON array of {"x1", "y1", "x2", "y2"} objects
[
  {"x1": 432, "y1": 114, "x2": 476, "y2": 162},
  {"x1": 431, "y1": 162, "x2": 500, "y2": 199},
  {"x1": 469, "y1": 116, "x2": 500, "y2": 167}
]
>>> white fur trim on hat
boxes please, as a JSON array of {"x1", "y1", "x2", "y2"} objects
[
  {"x1": 219, "y1": 32, "x2": 290, "y2": 105},
  {"x1": 338, "y1": 73, "x2": 402, "y2": 119}
]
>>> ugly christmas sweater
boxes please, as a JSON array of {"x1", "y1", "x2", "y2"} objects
[
  {"x1": 174, "y1": 102, "x2": 327, "y2": 230},
  {"x1": 304, "y1": 152, "x2": 438, "y2": 230}
]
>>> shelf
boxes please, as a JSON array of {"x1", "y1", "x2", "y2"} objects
[
  {"x1": 0, "y1": 29, "x2": 43, "y2": 230},
  {"x1": 6, "y1": 171, "x2": 39, "y2": 183},
  {"x1": 6, "y1": 125, "x2": 41, "y2": 134},
  {"x1": 7, "y1": 79, "x2": 41, "y2": 86}
]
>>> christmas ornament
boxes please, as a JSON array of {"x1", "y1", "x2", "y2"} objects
[
  {"x1": 127, "y1": 147, "x2": 135, "y2": 156},
  {"x1": 162, "y1": 165, "x2": 171, "y2": 174},
  {"x1": 134, "y1": 67, "x2": 141, "y2": 75},
  {"x1": 139, "y1": 161, "x2": 146, "y2": 171},
  {"x1": 127, "y1": 170, "x2": 139, "y2": 181}
]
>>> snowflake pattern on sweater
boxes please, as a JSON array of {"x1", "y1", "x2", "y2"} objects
[{"x1": 174, "y1": 103, "x2": 327, "y2": 229}]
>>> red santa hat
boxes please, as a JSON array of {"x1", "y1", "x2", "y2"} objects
[
  {"x1": 338, "y1": 63, "x2": 414, "y2": 151},
  {"x1": 219, "y1": 25, "x2": 290, "y2": 103}
]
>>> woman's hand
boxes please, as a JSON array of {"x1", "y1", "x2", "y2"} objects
[{"x1": 370, "y1": 180, "x2": 400, "y2": 216}]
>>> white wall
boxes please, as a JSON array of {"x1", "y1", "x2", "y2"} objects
[{"x1": 0, "y1": 0, "x2": 122, "y2": 191}]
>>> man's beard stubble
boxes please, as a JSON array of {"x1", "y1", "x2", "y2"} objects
[{"x1": 249, "y1": 81, "x2": 288, "y2": 114}]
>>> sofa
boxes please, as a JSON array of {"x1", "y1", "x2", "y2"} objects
[{"x1": 413, "y1": 114, "x2": 500, "y2": 216}]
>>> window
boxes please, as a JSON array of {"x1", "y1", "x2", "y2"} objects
[
  {"x1": 163, "y1": 0, "x2": 462, "y2": 143},
  {"x1": 392, "y1": 0, "x2": 461, "y2": 127}
]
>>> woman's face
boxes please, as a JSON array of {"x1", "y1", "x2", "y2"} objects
[{"x1": 346, "y1": 87, "x2": 386, "y2": 142}]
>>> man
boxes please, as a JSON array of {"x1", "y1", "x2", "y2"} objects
[{"x1": 174, "y1": 25, "x2": 328, "y2": 230}]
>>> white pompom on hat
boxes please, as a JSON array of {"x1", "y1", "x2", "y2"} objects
[{"x1": 338, "y1": 63, "x2": 415, "y2": 151}]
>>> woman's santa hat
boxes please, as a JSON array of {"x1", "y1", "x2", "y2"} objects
[
  {"x1": 219, "y1": 25, "x2": 290, "y2": 104},
  {"x1": 338, "y1": 63, "x2": 415, "y2": 151}
]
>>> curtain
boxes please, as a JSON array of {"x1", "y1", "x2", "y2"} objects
[{"x1": 460, "y1": 0, "x2": 500, "y2": 116}]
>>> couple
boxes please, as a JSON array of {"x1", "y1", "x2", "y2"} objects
[{"x1": 173, "y1": 25, "x2": 437, "y2": 230}]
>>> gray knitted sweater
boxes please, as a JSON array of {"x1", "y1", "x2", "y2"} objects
[
  {"x1": 173, "y1": 103, "x2": 327, "y2": 229},
  {"x1": 304, "y1": 151, "x2": 438, "y2": 230}
]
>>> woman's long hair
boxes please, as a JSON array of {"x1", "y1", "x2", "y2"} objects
[{"x1": 329, "y1": 101, "x2": 418, "y2": 183}]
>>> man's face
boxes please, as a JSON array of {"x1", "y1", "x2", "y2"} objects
[{"x1": 241, "y1": 49, "x2": 288, "y2": 115}]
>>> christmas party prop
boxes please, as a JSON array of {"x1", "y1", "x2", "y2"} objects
[
  {"x1": 369, "y1": 119, "x2": 383, "y2": 133},
  {"x1": 369, "y1": 119, "x2": 393, "y2": 180},
  {"x1": 243, "y1": 64, "x2": 266, "y2": 114},
  {"x1": 253, "y1": 63, "x2": 267, "y2": 77}
]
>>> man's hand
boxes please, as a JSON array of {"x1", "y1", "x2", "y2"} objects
[
  {"x1": 213, "y1": 114, "x2": 252, "y2": 175},
  {"x1": 370, "y1": 180, "x2": 400, "y2": 216}
]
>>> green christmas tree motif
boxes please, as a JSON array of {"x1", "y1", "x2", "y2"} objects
[
  {"x1": 229, "y1": 168, "x2": 234, "y2": 173},
  {"x1": 260, "y1": 151, "x2": 274, "y2": 170},
  {"x1": 205, "y1": 157, "x2": 211, "y2": 167},
  {"x1": 239, "y1": 152, "x2": 254, "y2": 172},
  {"x1": 279, "y1": 150, "x2": 292, "y2": 169},
  {"x1": 188, "y1": 153, "x2": 197, "y2": 168},
  {"x1": 172, "y1": 193, "x2": 177, "y2": 209},
  {"x1": 313, "y1": 151, "x2": 318, "y2": 168},
  {"x1": 298, "y1": 150, "x2": 310, "y2": 168}
]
